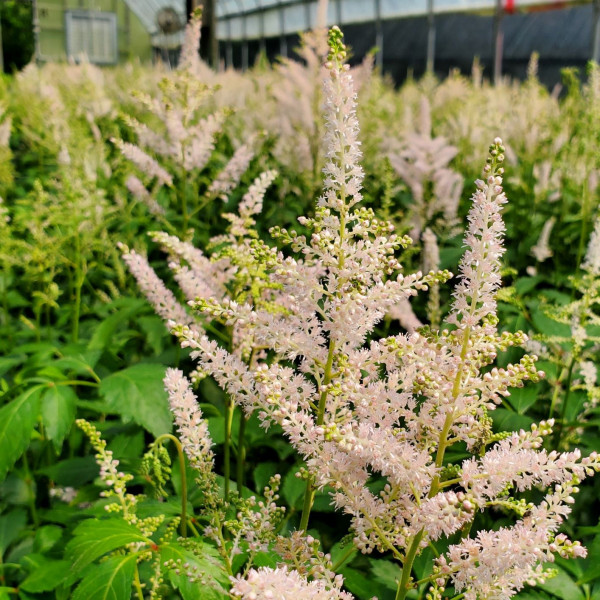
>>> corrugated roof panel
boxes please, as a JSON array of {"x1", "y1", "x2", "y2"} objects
[{"x1": 122, "y1": 0, "x2": 186, "y2": 35}]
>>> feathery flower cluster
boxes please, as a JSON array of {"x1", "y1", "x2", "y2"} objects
[
  {"x1": 118, "y1": 242, "x2": 194, "y2": 327},
  {"x1": 113, "y1": 139, "x2": 173, "y2": 187},
  {"x1": 123, "y1": 25, "x2": 600, "y2": 600},
  {"x1": 76, "y1": 419, "x2": 137, "y2": 517},
  {"x1": 207, "y1": 138, "x2": 256, "y2": 200},
  {"x1": 386, "y1": 97, "x2": 463, "y2": 239},
  {"x1": 531, "y1": 216, "x2": 555, "y2": 262},
  {"x1": 230, "y1": 566, "x2": 354, "y2": 600},
  {"x1": 113, "y1": 13, "x2": 239, "y2": 227},
  {"x1": 178, "y1": 8, "x2": 202, "y2": 74},
  {"x1": 164, "y1": 368, "x2": 214, "y2": 477},
  {"x1": 582, "y1": 214, "x2": 600, "y2": 275}
]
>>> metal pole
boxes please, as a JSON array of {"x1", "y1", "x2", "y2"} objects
[
  {"x1": 304, "y1": 0, "x2": 311, "y2": 30},
  {"x1": 593, "y1": 0, "x2": 600, "y2": 63},
  {"x1": 32, "y1": 0, "x2": 42, "y2": 62},
  {"x1": 278, "y1": 0, "x2": 287, "y2": 57},
  {"x1": 426, "y1": 0, "x2": 435, "y2": 74},
  {"x1": 200, "y1": 0, "x2": 218, "y2": 69},
  {"x1": 242, "y1": 14, "x2": 248, "y2": 70},
  {"x1": 257, "y1": 0, "x2": 266, "y2": 55},
  {"x1": 316, "y1": 0, "x2": 328, "y2": 29},
  {"x1": 375, "y1": 0, "x2": 383, "y2": 70},
  {"x1": 493, "y1": 0, "x2": 504, "y2": 85},
  {"x1": 234, "y1": 0, "x2": 248, "y2": 71},
  {"x1": 226, "y1": 18, "x2": 233, "y2": 68}
]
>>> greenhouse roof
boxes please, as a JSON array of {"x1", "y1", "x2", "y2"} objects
[
  {"x1": 122, "y1": 0, "x2": 186, "y2": 35},
  {"x1": 216, "y1": 0, "x2": 583, "y2": 39}
]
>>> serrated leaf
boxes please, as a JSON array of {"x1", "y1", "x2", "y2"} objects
[
  {"x1": 41, "y1": 384, "x2": 77, "y2": 451},
  {"x1": 507, "y1": 386, "x2": 539, "y2": 414},
  {"x1": 71, "y1": 553, "x2": 137, "y2": 600},
  {"x1": 87, "y1": 300, "x2": 145, "y2": 352},
  {"x1": 339, "y1": 566, "x2": 390, "y2": 600},
  {"x1": 99, "y1": 364, "x2": 172, "y2": 437},
  {"x1": 282, "y1": 465, "x2": 305, "y2": 509},
  {"x1": 33, "y1": 524, "x2": 63, "y2": 553},
  {"x1": 537, "y1": 566, "x2": 584, "y2": 600},
  {"x1": 37, "y1": 456, "x2": 98, "y2": 487},
  {"x1": 162, "y1": 542, "x2": 229, "y2": 600},
  {"x1": 0, "y1": 509, "x2": 27, "y2": 557},
  {"x1": 66, "y1": 519, "x2": 150, "y2": 578},
  {"x1": 20, "y1": 555, "x2": 70, "y2": 593},
  {"x1": 492, "y1": 408, "x2": 534, "y2": 433},
  {"x1": 139, "y1": 315, "x2": 168, "y2": 355},
  {"x1": 369, "y1": 558, "x2": 403, "y2": 591},
  {"x1": 0, "y1": 385, "x2": 44, "y2": 481}
]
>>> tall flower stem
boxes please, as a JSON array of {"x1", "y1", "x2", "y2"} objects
[
  {"x1": 224, "y1": 395, "x2": 233, "y2": 502},
  {"x1": 153, "y1": 433, "x2": 188, "y2": 537},
  {"x1": 133, "y1": 565, "x2": 144, "y2": 600},
  {"x1": 236, "y1": 413, "x2": 247, "y2": 490},
  {"x1": 395, "y1": 531, "x2": 425, "y2": 600},
  {"x1": 299, "y1": 338, "x2": 336, "y2": 532},
  {"x1": 71, "y1": 230, "x2": 83, "y2": 343}
]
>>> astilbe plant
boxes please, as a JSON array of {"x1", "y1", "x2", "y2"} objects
[
  {"x1": 114, "y1": 9, "x2": 256, "y2": 238},
  {"x1": 384, "y1": 96, "x2": 464, "y2": 242},
  {"x1": 122, "y1": 27, "x2": 600, "y2": 600},
  {"x1": 523, "y1": 213, "x2": 600, "y2": 448}
]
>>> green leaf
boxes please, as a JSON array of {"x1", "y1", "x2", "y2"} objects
[
  {"x1": 507, "y1": 386, "x2": 539, "y2": 414},
  {"x1": 252, "y1": 462, "x2": 278, "y2": 492},
  {"x1": 139, "y1": 315, "x2": 168, "y2": 355},
  {"x1": 0, "y1": 356, "x2": 24, "y2": 378},
  {"x1": 87, "y1": 300, "x2": 146, "y2": 352},
  {"x1": 66, "y1": 519, "x2": 150, "y2": 578},
  {"x1": 282, "y1": 465, "x2": 305, "y2": 509},
  {"x1": 369, "y1": 558, "x2": 403, "y2": 591},
  {"x1": 339, "y1": 566, "x2": 390, "y2": 600},
  {"x1": 0, "y1": 385, "x2": 44, "y2": 481},
  {"x1": 38, "y1": 456, "x2": 98, "y2": 487},
  {"x1": 515, "y1": 275, "x2": 543, "y2": 296},
  {"x1": 99, "y1": 364, "x2": 172, "y2": 437},
  {"x1": 41, "y1": 384, "x2": 77, "y2": 451},
  {"x1": 161, "y1": 542, "x2": 229, "y2": 600},
  {"x1": 0, "y1": 509, "x2": 27, "y2": 557},
  {"x1": 491, "y1": 408, "x2": 534, "y2": 433},
  {"x1": 33, "y1": 524, "x2": 63, "y2": 553},
  {"x1": 537, "y1": 565, "x2": 584, "y2": 600},
  {"x1": 71, "y1": 553, "x2": 137, "y2": 600},
  {"x1": 20, "y1": 555, "x2": 70, "y2": 593}
]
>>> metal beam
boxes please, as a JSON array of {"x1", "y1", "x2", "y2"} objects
[{"x1": 426, "y1": 0, "x2": 435, "y2": 74}]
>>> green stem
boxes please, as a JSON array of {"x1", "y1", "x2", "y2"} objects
[
  {"x1": 72, "y1": 231, "x2": 82, "y2": 343},
  {"x1": 133, "y1": 563, "x2": 144, "y2": 600},
  {"x1": 154, "y1": 434, "x2": 188, "y2": 537},
  {"x1": 224, "y1": 395, "x2": 233, "y2": 502},
  {"x1": 573, "y1": 180, "x2": 590, "y2": 289},
  {"x1": 236, "y1": 413, "x2": 247, "y2": 490},
  {"x1": 554, "y1": 357, "x2": 576, "y2": 448},
  {"x1": 395, "y1": 531, "x2": 425, "y2": 600},
  {"x1": 56, "y1": 380, "x2": 99, "y2": 388},
  {"x1": 299, "y1": 339, "x2": 337, "y2": 532},
  {"x1": 331, "y1": 545, "x2": 357, "y2": 571},
  {"x1": 22, "y1": 453, "x2": 39, "y2": 527},
  {"x1": 187, "y1": 518, "x2": 202, "y2": 537}
]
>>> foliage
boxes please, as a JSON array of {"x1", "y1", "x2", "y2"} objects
[{"x1": 0, "y1": 19, "x2": 599, "y2": 600}]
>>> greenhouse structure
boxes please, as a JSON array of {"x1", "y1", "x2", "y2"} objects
[
  {"x1": 32, "y1": 0, "x2": 600, "y2": 85},
  {"x1": 33, "y1": 0, "x2": 186, "y2": 64},
  {"x1": 216, "y1": 0, "x2": 600, "y2": 85}
]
